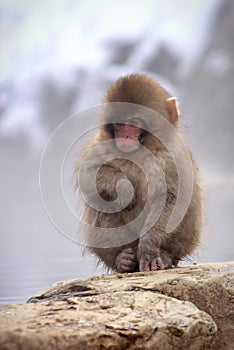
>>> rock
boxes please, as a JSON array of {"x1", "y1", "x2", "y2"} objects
[
  {"x1": 0, "y1": 292, "x2": 216, "y2": 350},
  {"x1": 0, "y1": 262, "x2": 233, "y2": 350}
]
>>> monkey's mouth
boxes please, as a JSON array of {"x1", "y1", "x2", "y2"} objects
[{"x1": 115, "y1": 138, "x2": 139, "y2": 153}]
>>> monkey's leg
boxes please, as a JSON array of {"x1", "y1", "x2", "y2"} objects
[{"x1": 115, "y1": 247, "x2": 138, "y2": 273}]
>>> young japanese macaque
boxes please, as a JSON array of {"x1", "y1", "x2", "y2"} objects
[{"x1": 75, "y1": 74, "x2": 202, "y2": 273}]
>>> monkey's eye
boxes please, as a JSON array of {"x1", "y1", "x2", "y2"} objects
[
  {"x1": 113, "y1": 122, "x2": 124, "y2": 129},
  {"x1": 128, "y1": 118, "x2": 143, "y2": 128}
]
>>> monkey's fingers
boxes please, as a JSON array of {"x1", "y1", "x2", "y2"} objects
[
  {"x1": 140, "y1": 254, "x2": 170, "y2": 271},
  {"x1": 160, "y1": 250, "x2": 173, "y2": 269},
  {"x1": 151, "y1": 257, "x2": 164, "y2": 270},
  {"x1": 139, "y1": 256, "x2": 151, "y2": 271}
]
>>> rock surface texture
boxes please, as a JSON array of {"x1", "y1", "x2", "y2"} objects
[{"x1": 0, "y1": 262, "x2": 233, "y2": 350}]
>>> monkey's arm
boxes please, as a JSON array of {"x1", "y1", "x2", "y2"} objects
[{"x1": 137, "y1": 186, "x2": 202, "y2": 272}]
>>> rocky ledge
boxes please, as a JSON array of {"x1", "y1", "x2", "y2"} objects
[{"x1": 0, "y1": 262, "x2": 233, "y2": 350}]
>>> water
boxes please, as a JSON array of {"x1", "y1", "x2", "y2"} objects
[
  {"x1": 0, "y1": 233, "x2": 104, "y2": 305},
  {"x1": 0, "y1": 142, "x2": 105, "y2": 306}
]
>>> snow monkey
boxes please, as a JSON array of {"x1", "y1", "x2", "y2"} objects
[{"x1": 75, "y1": 74, "x2": 202, "y2": 272}]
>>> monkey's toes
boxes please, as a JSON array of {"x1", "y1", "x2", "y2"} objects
[{"x1": 115, "y1": 248, "x2": 138, "y2": 273}]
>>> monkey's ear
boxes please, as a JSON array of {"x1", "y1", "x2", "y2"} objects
[{"x1": 166, "y1": 97, "x2": 179, "y2": 124}]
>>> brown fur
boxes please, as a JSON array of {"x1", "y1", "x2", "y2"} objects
[{"x1": 75, "y1": 74, "x2": 203, "y2": 272}]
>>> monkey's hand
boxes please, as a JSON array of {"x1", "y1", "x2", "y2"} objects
[
  {"x1": 96, "y1": 166, "x2": 136, "y2": 210},
  {"x1": 115, "y1": 247, "x2": 138, "y2": 273},
  {"x1": 139, "y1": 249, "x2": 172, "y2": 271},
  {"x1": 96, "y1": 167, "x2": 126, "y2": 200}
]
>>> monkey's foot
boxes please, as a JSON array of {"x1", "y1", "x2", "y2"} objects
[
  {"x1": 139, "y1": 250, "x2": 172, "y2": 272},
  {"x1": 115, "y1": 248, "x2": 138, "y2": 273}
]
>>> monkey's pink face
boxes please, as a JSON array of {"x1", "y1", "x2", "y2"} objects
[{"x1": 113, "y1": 117, "x2": 144, "y2": 153}]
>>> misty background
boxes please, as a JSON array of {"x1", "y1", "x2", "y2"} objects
[{"x1": 0, "y1": 0, "x2": 233, "y2": 305}]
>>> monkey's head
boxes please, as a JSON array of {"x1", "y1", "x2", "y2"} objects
[{"x1": 102, "y1": 74, "x2": 179, "y2": 153}]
